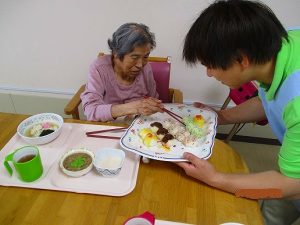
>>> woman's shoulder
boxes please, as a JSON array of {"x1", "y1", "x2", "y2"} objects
[
  {"x1": 89, "y1": 55, "x2": 113, "y2": 76},
  {"x1": 141, "y1": 62, "x2": 153, "y2": 78},
  {"x1": 90, "y1": 55, "x2": 112, "y2": 69},
  {"x1": 88, "y1": 55, "x2": 114, "y2": 82},
  {"x1": 143, "y1": 62, "x2": 152, "y2": 72}
]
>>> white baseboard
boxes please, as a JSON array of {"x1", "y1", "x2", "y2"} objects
[{"x1": 0, "y1": 85, "x2": 75, "y2": 96}]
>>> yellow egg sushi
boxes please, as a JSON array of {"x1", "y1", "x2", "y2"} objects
[
  {"x1": 193, "y1": 115, "x2": 205, "y2": 128},
  {"x1": 143, "y1": 133, "x2": 158, "y2": 147},
  {"x1": 139, "y1": 128, "x2": 153, "y2": 139}
]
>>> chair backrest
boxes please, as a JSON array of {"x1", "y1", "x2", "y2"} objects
[
  {"x1": 229, "y1": 81, "x2": 268, "y2": 126},
  {"x1": 148, "y1": 56, "x2": 171, "y2": 103},
  {"x1": 229, "y1": 81, "x2": 258, "y2": 105}
]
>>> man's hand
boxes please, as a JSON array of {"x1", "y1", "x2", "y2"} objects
[
  {"x1": 193, "y1": 102, "x2": 227, "y2": 125},
  {"x1": 176, "y1": 152, "x2": 218, "y2": 185}
]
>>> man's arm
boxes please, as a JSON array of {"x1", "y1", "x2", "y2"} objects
[
  {"x1": 177, "y1": 152, "x2": 300, "y2": 199},
  {"x1": 219, "y1": 96, "x2": 267, "y2": 125}
]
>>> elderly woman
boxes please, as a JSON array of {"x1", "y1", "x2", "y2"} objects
[{"x1": 81, "y1": 23, "x2": 163, "y2": 122}]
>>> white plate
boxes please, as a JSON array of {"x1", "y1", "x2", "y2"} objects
[{"x1": 120, "y1": 104, "x2": 217, "y2": 162}]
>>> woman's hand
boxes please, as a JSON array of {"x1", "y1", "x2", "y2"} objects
[
  {"x1": 176, "y1": 152, "x2": 218, "y2": 185},
  {"x1": 111, "y1": 97, "x2": 164, "y2": 119},
  {"x1": 135, "y1": 97, "x2": 164, "y2": 116}
]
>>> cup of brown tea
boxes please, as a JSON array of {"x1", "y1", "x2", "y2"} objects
[{"x1": 3, "y1": 146, "x2": 43, "y2": 182}]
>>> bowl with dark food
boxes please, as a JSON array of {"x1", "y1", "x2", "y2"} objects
[
  {"x1": 17, "y1": 113, "x2": 63, "y2": 145},
  {"x1": 60, "y1": 148, "x2": 94, "y2": 177}
]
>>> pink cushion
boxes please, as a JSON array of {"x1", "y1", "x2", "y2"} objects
[
  {"x1": 229, "y1": 81, "x2": 268, "y2": 126},
  {"x1": 149, "y1": 61, "x2": 171, "y2": 103},
  {"x1": 229, "y1": 81, "x2": 258, "y2": 105}
]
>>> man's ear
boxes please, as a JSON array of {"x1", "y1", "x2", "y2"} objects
[{"x1": 240, "y1": 54, "x2": 250, "y2": 68}]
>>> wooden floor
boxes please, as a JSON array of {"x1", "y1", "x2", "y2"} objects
[
  {"x1": 229, "y1": 141, "x2": 300, "y2": 225},
  {"x1": 229, "y1": 141, "x2": 280, "y2": 173}
]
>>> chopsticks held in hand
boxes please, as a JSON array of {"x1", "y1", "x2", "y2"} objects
[
  {"x1": 162, "y1": 108, "x2": 185, "y2": 125},
  {"x1": 86, "y1": 127, "x2": 126, "y2": 140}
]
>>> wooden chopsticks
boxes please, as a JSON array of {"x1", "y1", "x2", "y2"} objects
[
  {"x1": 162, "y1": 108, "x2": 185, "y2": 125},
  {"x1": 86, "y1": 127, "x2": 126, "y2": 135},
  {"x1": 86, "y1": 127, "x2": 126, "y2": 140},
  {"x1": 86, "y1": 134, "x2": 121, "y2": 140},
  {"x1": 144, "y1": 96, "x2": 184, "y2": 125},
  {"x1": 85, "y1": 107, "x2": 184, "y2": 139}
]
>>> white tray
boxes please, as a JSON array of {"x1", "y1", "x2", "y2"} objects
[{"x1": 0, "y1": 123, "x2": 140, "y2": 196}]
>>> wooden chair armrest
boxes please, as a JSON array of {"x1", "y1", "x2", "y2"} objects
[
  {"x1": 169, "y1": 88, "x2": 183, "y2": 104},
  {"x1": 64, "y1": 85, "x2": 86, "y2": 119}
]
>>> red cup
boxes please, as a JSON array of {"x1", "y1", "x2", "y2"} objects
[{"x1": 123, "y1": 211, "x2": 155, "y2": 225}]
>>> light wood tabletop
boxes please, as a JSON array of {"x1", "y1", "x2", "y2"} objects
[{"x1": 0, "y1": 112, "x2": 263, "y2": 225}]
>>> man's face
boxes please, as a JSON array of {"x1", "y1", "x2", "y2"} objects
[{"x1": 205, "y1": 62, "x2": 249, "y2": 89}]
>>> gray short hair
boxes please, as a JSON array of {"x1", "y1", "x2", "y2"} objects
[{"x1": 108, "y1": 23, "x2": 156, "y2": 60}]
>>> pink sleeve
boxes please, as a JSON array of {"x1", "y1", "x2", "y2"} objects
[{"x1": 80, "y1": 62, "x2": 114, "y2": 122}]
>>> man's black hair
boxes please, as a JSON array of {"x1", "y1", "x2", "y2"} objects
[{"x1": 183, "y1": 0, "x2": 288, "y2": 69}]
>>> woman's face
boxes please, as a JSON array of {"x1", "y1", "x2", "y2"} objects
[{"x1": 114, "y1": 44, "x2": 151, "y2": 82}]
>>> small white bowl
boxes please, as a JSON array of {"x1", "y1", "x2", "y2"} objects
[
  {"x1": 17, "y1": 113, "x2": 63, "y2": 145},
  {"x1": 60, "y1": 148, "x2": 94, "y2": 177},
  {"x1": 93, "y1": 148, "x2": 125, "y2": 177}
]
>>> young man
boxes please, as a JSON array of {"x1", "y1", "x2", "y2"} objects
[{"x1": 177, "y1": 1, "x2": 300, "y2": 224}]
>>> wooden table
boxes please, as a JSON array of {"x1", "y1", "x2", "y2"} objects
[{"x1": 0, "y1": 112, "x2": 263, "y2": 225}]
